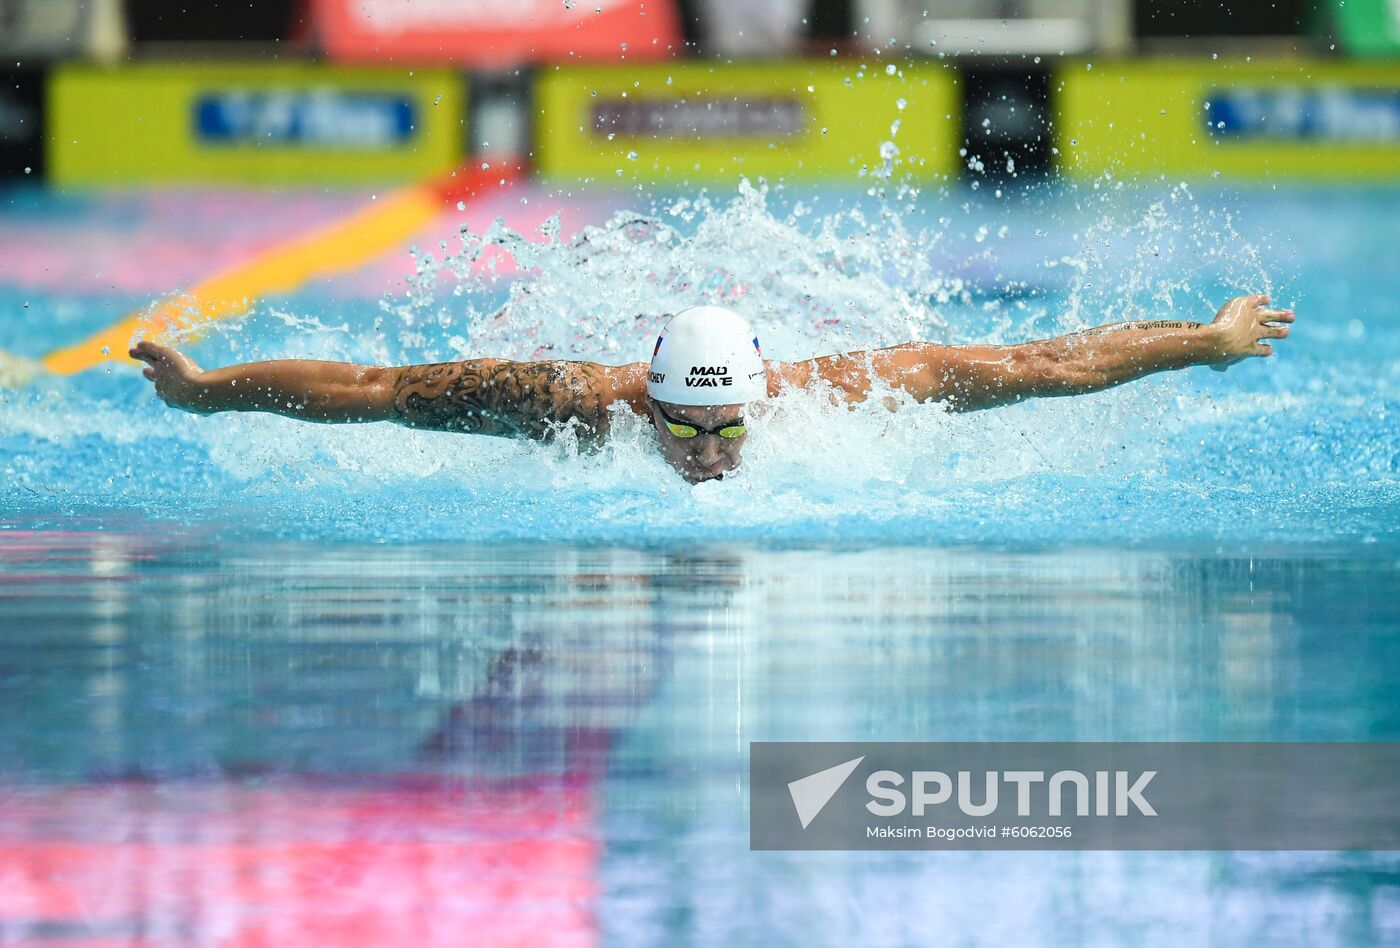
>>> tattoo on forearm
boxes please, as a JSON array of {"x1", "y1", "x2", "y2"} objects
[
  {"x1": 1077, "y1": 320, "x2": 1200, "y2": 336},
  {"x1": 391, "y1": 359, "x2": 609, "y2": 440}
]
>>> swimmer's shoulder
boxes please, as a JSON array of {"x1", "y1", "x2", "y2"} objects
[{"x1": 594, "y1": 361, "x2": 649, "y2": 416}]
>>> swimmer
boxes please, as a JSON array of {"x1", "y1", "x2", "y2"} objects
[{"x1": 134, "y1": 294, "x2": 1293, "y2": 484}]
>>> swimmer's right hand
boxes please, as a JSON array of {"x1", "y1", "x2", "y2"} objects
[{"x1": 130, "y1": 340, "x2": 214, "y2": 414}]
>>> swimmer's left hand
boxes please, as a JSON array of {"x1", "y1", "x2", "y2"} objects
[{"x1": 1206, "y1": 294, "x2": 1294, "y2": 371}]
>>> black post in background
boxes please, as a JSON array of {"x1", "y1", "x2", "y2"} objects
[
  {"x1": 0, "y1": 67, "x2": 44, "y2": 180},
  {"x1": 960, "y1": 67, "x2": 1052, "y2": 183}
]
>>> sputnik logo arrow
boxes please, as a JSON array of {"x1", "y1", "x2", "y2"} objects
[{"x1": 787, "y1": 756, "x2": 864, "y2": 829}]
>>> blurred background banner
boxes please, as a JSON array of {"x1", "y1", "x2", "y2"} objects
[
  {"x1": 4, "y1": 0, "x2": 1398, "y2": 185},
  {"x1": 535, "y1": 61, "x2": 959, "y2": 183},
  {"x1": 309, "y1": 0, "x2": 683, "y2": 66},
  {"x1": 48, "y1": 62, "x2": 464, "y2": 186},
  {"x1": 1058, "y1": 59, "x2": 1400, "y2": 180}
]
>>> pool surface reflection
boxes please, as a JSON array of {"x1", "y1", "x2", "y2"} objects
[{"x1": 1, "y1": 532, "x2": 1397, "y2": 945}]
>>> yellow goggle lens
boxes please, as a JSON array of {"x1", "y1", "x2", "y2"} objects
[{"x1": 665, "y1": 422, "x2": 747, "y2": 440}]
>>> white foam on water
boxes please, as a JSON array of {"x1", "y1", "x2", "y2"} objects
[{"x1": 5, "y1": 179, "x2": 1395, "y2": 543}]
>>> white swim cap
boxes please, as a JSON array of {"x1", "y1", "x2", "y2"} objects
[{"x1": 647, "y1": 306, "x2": 767, "y2": 406}]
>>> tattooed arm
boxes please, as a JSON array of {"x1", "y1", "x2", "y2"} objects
[
  {"x1": 780, "y1": 294, "x2": 1295, "y2": 412},
  {"x1": 388, "y1": 358, "x2": 617, "y2": 439},
  {"x1": 131, "y1": 341, "x2": 631, "y2": 440}
]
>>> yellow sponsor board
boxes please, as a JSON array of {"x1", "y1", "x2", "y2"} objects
[
  {"x1": 50, "y1": 63, "x2": 463, "y2": 186},
  {"x1": 535, "y1": 61, "x2": 959, "y2": 183},
  {"x1": 1058, "y1": 59, "x2": 1400, "y2": 180}
]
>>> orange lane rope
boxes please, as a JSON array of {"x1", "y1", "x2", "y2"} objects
[{"x1": 39, "y1": 162, "x2": 521, "y2": 377}]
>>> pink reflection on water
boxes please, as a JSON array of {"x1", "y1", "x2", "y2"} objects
[
  {"x1": 0, "y1": 189, "x2": 617, "y2": 299},
  {"x1": 0, "y1": 779, "x2": 598, "y2": 946}
]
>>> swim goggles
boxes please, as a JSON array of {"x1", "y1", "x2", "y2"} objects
[{"x1": 657, "y1": 405, "x2": 746, "y2": 440}]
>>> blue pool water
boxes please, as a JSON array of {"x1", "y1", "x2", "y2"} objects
[
  {"x1": 2, "y1": 180, "x2": 1398, "y2": 944},
  {"x1": 2, "y1": 181, "x2": 1397, "y2": 545}
]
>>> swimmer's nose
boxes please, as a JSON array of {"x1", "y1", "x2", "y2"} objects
[{"x1": 690, "y1": 437, "x2": 725, "y2": 467}]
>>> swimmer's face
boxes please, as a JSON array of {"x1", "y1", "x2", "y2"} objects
[{"x1": 648, "y1": 399, "x2": 749, "y2": 484}]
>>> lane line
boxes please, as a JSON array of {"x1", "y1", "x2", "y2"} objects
[{"x1": 38, "y1": 163, "x2": 520, "y2": 377}]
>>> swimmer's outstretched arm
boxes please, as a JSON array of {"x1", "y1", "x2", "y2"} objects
[
  {"x1": 792, "y1": 294, "x2": 1294, "y2": 412},
  {"x1": 131, "y1": 341, "x2": 638, "y2": 440}
]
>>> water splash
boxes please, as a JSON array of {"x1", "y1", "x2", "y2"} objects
[{"x1": 3, "y1": 181, "x2": 1397, "y2": 545}]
